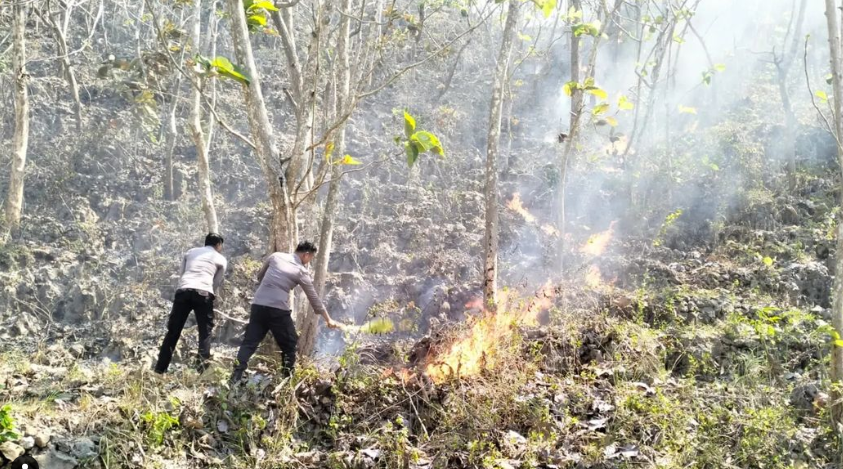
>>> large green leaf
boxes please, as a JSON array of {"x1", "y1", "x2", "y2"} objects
[
  {"x1": 540, "y1": 0, "x2": 557, "y2": 18},
  {"x1": 405, "y1": 141, "x2": 420, "y2": 167},
  {"x1": 411, "y1": 131, "x2": 444, "y2": 156},
  {"x1": 198, "y1": 55, "x2": 251, "y2": 85},
  {"x1": 248, "y1": 0, "x2": 279, "y2": 12},
  {"x1": 404, "y1": 111, "x2": 416, "y2": 138},
  {"x1": 585, "y1": 87, "x2": 607, "y2": 100},
  {"x1": 247, "y1": 14, "x2": 267, "y2": 27},
  {"x1": 573, "y1": 21, "x2": 600, "y2": 37},
  {"x1": 591, "y1": 102, "x2": 609, "y2": 116}
]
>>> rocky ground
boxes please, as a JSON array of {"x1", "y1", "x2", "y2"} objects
[{"x1": 1, "y1": 172, "x2": 841, "y2": 467}]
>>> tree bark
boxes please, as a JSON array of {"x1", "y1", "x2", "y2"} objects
[
  {"x1": 3, "y1": 2, "x2": 30, "y2": 237},
  {"x1": 190, "y1": 0, "x2": 219, "y2": 233},
  {"x1": 226, "y1": 0, "x2": 291, "y2": 253},
  {"x1": 163, "y1": 76, "x2": 181, "y2": 201},
  {"x1": 824, "y1": 0, "x2": 843, "y2": 426},
  {"x1": 482, "y1": 0, "x2": 520, "y2": 308},
  {"x1": 298, "y1": 0, "x2": 353, "y2": 357},
  {"x1": 556, "y1": 0, "x2": 583, "y2": 269}
]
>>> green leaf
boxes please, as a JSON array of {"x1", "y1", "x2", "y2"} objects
[
  {"x1": 827, "y1": 73, "x2": 834, "y2": 85},
  {"x1": 563, "y1": 81, "x2": 578, "y2": 97},
  {"x1": 714, "y1": 63, "x2": 727, "y2": 72},
  {"x1": 248, "y1": 0, "x2": 279, "y2": 11},
  {"x1": 678, "y1": 105, "x2": 697, "y2": 115},
  {"x1": 605, "y1": 116, "x2": 618, "y2": 127},
  {"x1": 762, "y1": 256, "x2": 773, "y2": 266},
  {"x1": 405, "y1": 141, "x2": 420, "y2": 167},
  {"x1": 591, "y1": 102, "x2": 610, "y2": 116},
  {"x1": 411, "y1": 130, "x2": 443, "y2": 154},
  {"x1": 205, "y1": 56, "x2": 251, "y2": 85},
  {"x1": 618, "y1": 95, "x2": 634, "y2": 110},
  {"x1": 585, "y1": 87, "x2": 608, "y2": 100},
  {"x1": 572, "y1": 22, "x2": 600, "y2": 37},
  {"x1": 339, "y1": 154, "x2": 362, "y2": 165},
  {"x1": 247, "y1": 14, "x2": 267, "y2": 26},
  {"x1": 835, "y1": 339, "x2": 843, "y2": 347},
  {"x1": 403, "y1": 111, "x2": 416, "y2": 138},
  {"x1": 540, "y1": 0, "x2": 556, "y2": 18},
  {"x1": 816, "y1": 90, "x2": 828, "y2": 103}
]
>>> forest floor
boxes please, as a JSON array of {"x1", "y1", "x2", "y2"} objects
[{"x1": 1, "y1": 193, "x2": 842, "y2": 469}]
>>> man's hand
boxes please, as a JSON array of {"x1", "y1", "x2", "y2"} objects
[{"x1": 323, "y1": 314, "x2": 341, "y2": 330}]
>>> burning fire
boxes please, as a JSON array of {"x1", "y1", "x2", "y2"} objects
[
  {"x1": 425, "y1": 283, "x2": 556, "y2": 383},
  {"x1": 585, "y1": 265, "x2": 603, "y2": 289},
  {"x1": 464, "y1": 298, "x2": 484, "y2": 310},
  {"x1": 507, "y1": 193, "x2": 560, "y2": 238},
  {"x1": 579, "y1": 221, "x2": 616, "y2": 256},
  {"x1": 507, "y1": 192, "x2": 536, "y2": 223}
]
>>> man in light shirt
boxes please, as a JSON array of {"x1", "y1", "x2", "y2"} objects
[
  {"x1": 154, "y1": 233, "x2": 227, "y2": 374},
  {"x1": 230, "y1": 240, "x2": 338, "y2": 383}
]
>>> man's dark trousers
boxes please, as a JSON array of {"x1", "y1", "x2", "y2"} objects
[
  {"x1": 154, "y1": 289, "x2": 215, "y2": 373},
  {"x1": 234, "y1": 304, "x2": 298, "y2": 377}
]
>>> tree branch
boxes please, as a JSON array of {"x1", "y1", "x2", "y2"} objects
[{"x1": 804, "y1": 35, "x2": 841, "y2": 151}]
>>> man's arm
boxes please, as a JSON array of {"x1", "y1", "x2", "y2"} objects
[
  {"x1": 213, "y1": 258, "x2": 227, "y2": 295},
  {"x1": 179, "y1": 253, "x2": 188, "y2": 277},
  {"x1": 256, "y1": 256, "x2": 271, "y2": 283},
  {"x1": 299, "y1": 272, "x2": 338, "y2": 328}
]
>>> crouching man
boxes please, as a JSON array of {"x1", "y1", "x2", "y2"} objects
[
  {"x1": 230, "y1": 241, "x2": 339, "y2": 383},
  {"x1": 154, "y1": 233, "x2": 227, "y2": 374}
]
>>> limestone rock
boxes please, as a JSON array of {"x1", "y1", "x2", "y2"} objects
[
  {"x1": 0, "y1": 441, "x2": 24, "y2": 461},
  {"x1": 34, "y1": 448, "x2": 78, "y2": 469}
]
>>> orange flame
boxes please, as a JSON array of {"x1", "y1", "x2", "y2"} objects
[
  {"x1": 464, "y1": 298, "x2": 483, "y2": 310},
  {"x1": 425, "y1": 284, "x2": 555, "y2": 383},
  {"x1": 585, "y1": 265, "x2": 603, "y2": 289},
  {"x1": 507, "y1": 192, "x2": 536, "y2": 223},
  {"x1": 579, "y1": 221, "x2": 616, "y2": 256}
]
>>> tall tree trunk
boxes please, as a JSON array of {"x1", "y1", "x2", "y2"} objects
[
  {"x1": 298, "y1": 0, "x2": 353, "y2": 357},
  {"x1": 824, "y1": 0, "x2": 843, "y2": 426},
  {"x1": 163, "y1": 77, "x2": 181, "y2": 201},
  {"x1": 482, "y1": 0, "x2": 520, "y2": 308},
  {"x1": 226, "y1": 0, "x2": 290, "y2": 253},
  {"x1": 3, "y1": 2, "x2": 30, "y2": 237},
  {"x1": 556, "y1": 0, "x2": 583, "y2": 269},
  {"x1": 190, "y1": 0, "x2": 219, "y2": 233}
]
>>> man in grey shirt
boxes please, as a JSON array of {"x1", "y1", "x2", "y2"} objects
[
  {"x1": 230, "y1": 240, "x2": 338, "y2": 382},
  {"x1": 154, "y1": 233, "x2": 227, "y2": 374}
]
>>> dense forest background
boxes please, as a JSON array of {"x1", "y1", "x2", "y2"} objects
[{"x1": 1, "y1": 0, "x2": 843, "y2": 467}]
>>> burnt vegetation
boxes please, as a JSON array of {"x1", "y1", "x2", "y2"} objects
[{"x1": 1, "y1": 0, "x2": 843, "y2": 468}]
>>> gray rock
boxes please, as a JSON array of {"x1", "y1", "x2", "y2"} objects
[
  {"x1": 69, "y1": 344, "x2": 86, "y2": 358},
  {"x1": 20, "y1": 436, "x2": 35, "y2": 450},
  {"x1": 0, "y1": 441, "x2": 24, "y2": 461},
  {"x1": 35, "y1": 448, "x2": 78, "y2": 469},
  {"x1": 70, "y1": 436, "x2": 98, "y2": 459},
  {"x1": 790, "y1": 382, "x2": 821, "y2": 412},
  {"x1": 34, "y1": 432, "x2": 51, "y2": 448}
]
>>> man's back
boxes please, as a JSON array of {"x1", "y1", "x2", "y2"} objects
[
  {"x1": 177, "y1": 246, "x2": 227, "y2": 294},
  {"x1": 252, "y1": 252, "x2": 326, "y2": 315}
]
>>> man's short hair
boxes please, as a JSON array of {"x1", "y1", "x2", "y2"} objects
[
  {"x1": 205, "y1": 233, "x2": 225, "y2": 247},
  {"x1": 295, "y1": 240, "x2": 318, "y2": 254}
]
